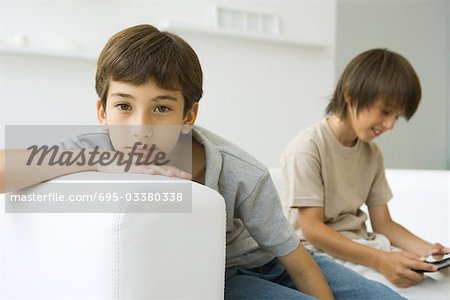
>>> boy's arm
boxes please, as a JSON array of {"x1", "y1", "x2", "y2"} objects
[
  {"x1": 299, "y1": 206, "x2": 436, "y2": 287},
  {"x1": 0, "y1": 148, "x2": 191, "y2": 194},
  {"x1": 369, "y1": 205, "x2": 450, "y2": 256},
  {"x1": 0, "y1": 149, "x2": 95, "y2": 193},
  {"x1": 279, "y1": 244, "x2": 334, "y2": 300}
]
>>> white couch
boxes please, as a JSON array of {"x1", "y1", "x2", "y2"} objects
[
  {"x1": 269, "y1": 168, "x2": 450, "y2": 247},
  {"x1": 1, "y1": 168, "x2": 448, "y2": 299},
  {"x1": 270, "y1": 168, "x2": 450, "y2": 300},
  {"x1": 0, "y1": 172, "x2": 226, "y2": 300}
]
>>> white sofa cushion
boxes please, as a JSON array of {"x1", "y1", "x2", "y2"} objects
[{"x1": 1, "y1": 172, "x2": 226, "y2": 299}]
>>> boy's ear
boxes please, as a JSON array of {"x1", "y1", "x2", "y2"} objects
[
  {"x1": 182, "y1": 102, "x2": 199, "y2": 134},
  {"x1": 344, "y1": 89, "x2": 351, "y2": 104},
  {"x1": 96, "y1": 99, "x2": 109, "y2": 131}
]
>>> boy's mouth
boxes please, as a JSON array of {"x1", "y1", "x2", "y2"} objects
[
  {"x1": 127, "y1": 143, "x2": 160, "y2": 153},
  {"x1": 131, "y1": 147, "x2": 149, "y2": 154},
  {"x1": 372, "y1": 128, "x2": 382, "y2": 137}
]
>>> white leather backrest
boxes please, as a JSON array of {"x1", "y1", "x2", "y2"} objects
[{"x1": 1, "y1": 172, "x2": 226, "y2": 300}]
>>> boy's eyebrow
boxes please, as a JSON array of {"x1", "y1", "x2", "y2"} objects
[
  {"x1": 151, "y1": 95, "x2": 178, "y2": 102},
  {"x1": 110, "y1": 92, "x2": 135, "y2": 99},
  {"x1": 381, "y1": 102, "x2": 402, "y2": 112},
  {"x1": 109, "y1": 93, "x2": 179, "y2": 102}
]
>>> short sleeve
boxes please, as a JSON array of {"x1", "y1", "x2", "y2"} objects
[
  {"x1": 366, "y1": 150, "x2": 393, "y2": 207},
  {"x1": 51, "y1": 135, "x2": 83, "y2": 150},
  {"x1": 282, "y1": 142, "x2": 324, "y2": 208},
  {"x1": 52, "y1": 132, "x2": 113, "y2": 151},
  {"x1": 236, "y1": 170, "x2": 300, "y2": 257}
]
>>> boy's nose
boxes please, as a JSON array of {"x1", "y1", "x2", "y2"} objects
[
  {"x1": 131, "y1": 113, "x2": 152, "y2": 126},
  {"x1": 131, "y1": 125, "x2": 152, "y2": 139},
  {"x1": 382, "y1": 116, "x2": 397, "y2": 130}
]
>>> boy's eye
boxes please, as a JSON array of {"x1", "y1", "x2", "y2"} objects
[
  {"x1": 117, "y1": 103, "x2": 131, "y2": 111},
  {"x1": 154, "y1": 106, "x2": 171, "y2": 113},
  {"x1": 381, "y1": 108, "x2": 401, "y2": 120},
  {"x1": 380, "y1": 109, "x2": 390, "y2": 116}
]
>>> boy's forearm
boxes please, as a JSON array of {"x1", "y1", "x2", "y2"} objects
[
  {"x1": 375, "y1": 221, "x2": 432, "y2": 256},
  {"x1": 279, "y1": 245, "x2": 334, "y2": 299},
  {"x1": 1, "y1": 149, "x2": 96, "y2": 193},
  {"x1": 305, "y1": 222, "x2": 384, "y2": 270}
]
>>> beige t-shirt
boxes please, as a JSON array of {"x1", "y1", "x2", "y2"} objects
[{"x1": 281, "y1": 118, "x2": 393, "y2": 240}]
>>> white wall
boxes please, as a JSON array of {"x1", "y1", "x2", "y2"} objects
[
  {"x1": 0, "y1": 0, "x2": 337, "y2": 168},
  {"x1": 336, "y1": 0, "x2": 450, "y2": 170},
  {"x1": 448, "y1": 1, "x2": 450, "y2": 170}
]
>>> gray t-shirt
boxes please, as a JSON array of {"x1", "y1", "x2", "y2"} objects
[{"x1": 57, "y1": 125, "x2": 300, "y2": 269}]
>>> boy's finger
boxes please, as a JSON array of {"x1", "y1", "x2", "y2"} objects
[
  {"x1": 430, "y1": 244, "x2": 448, "y2": 257},
  {"x1": 400, "y1": 251, "x2": 421, "y2": 260},
  {"x1": 147, "y1": 165, "x2": 164, "y2": 173},
  {"x1": 402, "y1": 269, "x2": 424, "y2": 283},
  {"x1": 170, "y1": 169, "x2": 191, "y2": 180},
  {"x1": 148, "y1": 165, "x2": 191, "y2": 180},
  {"x1": 157, "y1": 165, "x2": 191, "y2": 179},
  {"x1": 431, "y1": 254, "x2": 444, "y2": 260},
  {"x1": 150, "y1": 165, "x2": 171, "y2": 176},
  {"x1": 176, "y1": 171, "x2": 191, "y2": 180},
  {"x1": 409, "y1": 260, "x2": 438, "y2": 273},
  {"x1": 431, "y1": 243, "x2": 443, "y2": 252},
  {"x1": 394, "y1": 271, "x2": 421, "y2": 288}
]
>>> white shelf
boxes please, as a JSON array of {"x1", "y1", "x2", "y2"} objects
[
  {"x1": 0, "y1": 43, "x2": 97, "y2": 61},
  {"x1": 0, "y1": 22, "x2": 328, "y2": 60},
  {"x1": 159, "y1": 22, "x2": 328, "y2": 49}
]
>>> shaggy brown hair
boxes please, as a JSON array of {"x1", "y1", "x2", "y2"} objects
[
  {"x1": 96, "y1": 24, "x2": 203, "y2": 116},
  {"x1": 327, "y1": 48, "x2": 421, "y2": 120}
]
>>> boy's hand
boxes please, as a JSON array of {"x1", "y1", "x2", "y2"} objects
[
  {"x1": 376, "y1": 251, "x2": 437, "y2": 288},
  {"x1": 96, "y1": 151, "x2": 191, "y2": 180},
  {"x1": 428, "y1": 243, "x2": 450, "y2": 259},
  {"x1": 132, "y1": 164, "x2": 192, "y2": 180}
]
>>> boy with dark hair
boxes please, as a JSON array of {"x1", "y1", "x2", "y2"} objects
[{"x1": 282, "y1": 48, "x2": 449, "y2": 299}]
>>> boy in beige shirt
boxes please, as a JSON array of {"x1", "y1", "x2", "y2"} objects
[{"x1": 282, "y1": 48, "x2": 450, "y2": 299}]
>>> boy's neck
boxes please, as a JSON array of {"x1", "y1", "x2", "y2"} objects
[
  {"x1": 327, "y1": 115, "x2": 358, "y2": 147},
  {"x1": 191, "y1": 137, "x2": 206, "y2": 185}
]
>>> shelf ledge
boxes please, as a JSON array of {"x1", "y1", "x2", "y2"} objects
[
  {"x1": 0, "y1": 43, "x2": 97, "y2": 60},
  {"x1": 159, "y1": 22, "x2": 328, "y2": 49}
]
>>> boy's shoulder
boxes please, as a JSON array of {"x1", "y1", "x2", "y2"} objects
[
  {"x1": 56, "y1": 130, "x2": 113, "y2": 150},
  {"x1": 282, "y1": 119, "x2": 326, "y2": 158},
  {"x1": 193, "y1": 126, "x2": 268, "y2": 175},
  {"x1": 282, "y1": 119, "x2": 383, "y2": 162}
]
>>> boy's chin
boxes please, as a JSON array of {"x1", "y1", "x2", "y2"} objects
[{"x1": 356, "y1": 133, "x2": 376, "y2": 143}]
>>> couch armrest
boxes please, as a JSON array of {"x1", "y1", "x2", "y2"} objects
[{"x1": 1, "y1": 172, "x2": 226, "y2": 299}]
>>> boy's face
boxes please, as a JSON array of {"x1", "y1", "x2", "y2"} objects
[
  {"x1": 97, "y1": 79, "x2": 198, "y2": 155},
  {"x1": 347, "y1": 98, "x2": 403, "y2": 142}
]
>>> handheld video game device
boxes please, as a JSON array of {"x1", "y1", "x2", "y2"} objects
[{"x1": 418, "y1": 253, "x2": 450, "y2": 272}]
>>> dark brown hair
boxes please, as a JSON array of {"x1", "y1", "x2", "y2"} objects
[
  {"x1": 326, "y1": 48, "x2": 421, "y2": 120},
  {"x1": 96, "y1": 24, "x2": 203, "y2": 115}
]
